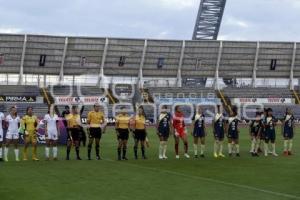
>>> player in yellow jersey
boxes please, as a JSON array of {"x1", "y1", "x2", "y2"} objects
[
  {"x1": 131, "y1": 106, "x2": 147, "y2": 159},
  {"x1": 87, "y1": 103, "x2": 106, "y2": 160},
  {"x1": 66, "y1": 106, "x2": 82, "y2": 160},
  {"x1": 21, "y1": 107, "x2": 39, "y2": 161},
  {"x1": 115, "y1": 107, "x2": 131, "y2": 160}
]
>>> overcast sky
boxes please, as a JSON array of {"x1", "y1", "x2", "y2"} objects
[{"x1": 0, "y1": 0, "x2": 300, "y2": 41}]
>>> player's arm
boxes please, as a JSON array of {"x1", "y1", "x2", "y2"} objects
[{"x1": 101, "y1": 115, "x2": 107, "y2": 134}]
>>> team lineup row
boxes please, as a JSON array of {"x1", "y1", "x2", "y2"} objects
[{"x1": 0, "y1": 104, "x2": 295, "y2": 162}]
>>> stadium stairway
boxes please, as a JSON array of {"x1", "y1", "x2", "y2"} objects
[
  {"x1": 40, "y1": 87, "x2": 60, "y2": 115},
  {"x1": 107, "y1": 88, "x2": 118, "y2": 104},
  {"x1": 216, "y1": 90, "x2": 233, "y2": 114},
  {"x1": 292, "y1": 89, "x2": 300, "y2": 104}
]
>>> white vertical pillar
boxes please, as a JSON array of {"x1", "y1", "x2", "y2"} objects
[
  {"x1": 252, "y1": 42, "x2": 260, "y2": 88},
  {"x1": 177, "y1": 40, "x2": 185, "y2": 87},
  {"x1": 59, "y1": 37, "x2": 68, "y2": 85},
  {"x1": 290, "y1": 42, "x2": 297, "y2": 90},
  {"x1": 214, "y1": 41, "x2": 223, "y2": 90},
  {"x1": 98, "y1": 38, "x2": 109, "y2": 86},
  {"x1": 138, "y1": 39, "x2": 147, "y2": 89},
  {"x1": 18, "y1": 34, "x2": 27, "y2": 85}
]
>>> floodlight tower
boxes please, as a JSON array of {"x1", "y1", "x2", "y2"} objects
[{"x1": 192, "y1": 0, "x2": 227, "y2": 40}]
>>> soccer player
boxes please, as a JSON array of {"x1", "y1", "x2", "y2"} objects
[
  {"x1": 21, "y1": 107, "x2": 39, "y2": 161},
  {"x1": 0, "y1": 110, "x2": 5, "y2": 161},
  {"x1": 192, "y1": 106, "x2": 206, "y2": 158},
  {"x1": 226, "y1": 108, "x2": 240, "y2": 157},
  {"x1": 157, "y1": 105, "x2": 172, "y2": 160},
  {"x1": 115, "y1": 107, "x2": 131, "y2": 160},
  {"x1": 87, "y1": 103, "x2": 106, "y2": 160},
  {"x1": 249, "y1": 113, "x2": 263, "y2": 157},
  {"x1": 4, "y1": 106, "x2": 21, "y2": 162},
  {"x1": 213, "y1": 105, "x2": 226, "y2": 158},
  {"x1": 132, "y1": 106, "x2": 147, "y2": 160},
  {"x1": 66, "y1": 105, "x2": 82, "y2": 160},
  {"x1": 44, "y1": 105, "x2": 59, "y2": 160},
  {"x1": 172, "y1": 105, "x2": 190, "y2": 159},
  {"x1": 282, "y1": 108, "x2": 294, "y2": 156},
  {"x1": 264, "y1": 108, "x2": 278, "y2": 157}
]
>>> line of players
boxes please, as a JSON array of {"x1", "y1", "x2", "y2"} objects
[{"x1": 0, "y1": 104, "x2": 295, "y2": 161}]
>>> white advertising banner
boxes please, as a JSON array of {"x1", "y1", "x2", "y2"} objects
[
  {"x1": 55, "y1": 96, "x2": 108, "y2": 105},
  {"x1": 232, "y1": 98, "x2": 294, "y2": 105}
]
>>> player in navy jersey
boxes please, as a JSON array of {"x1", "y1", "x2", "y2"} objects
[
  {"x1": 157, "y1": 105, "x2": 172, "y2": 159},
  {"x1": 192, "y1": 106, "x2": 206, "y2": 158},
  {"x1": 213, "y1": 105, "x2": 226, "y2": 158},
  {"x1": 264, "y1": 108, "x2": 278, "y2": 157},
  {"x1": 226, "y1": 107, "x2": 240, "y2": 157},
  {"x1": 259, "y1": 108, "x2": 268, "y2": 154},
  {"x1": 282, "y1": 108, "x2": 294, "y2": 156},
  {"x1": 249, "y1": 113, "x2": 263, "y2": 157}
]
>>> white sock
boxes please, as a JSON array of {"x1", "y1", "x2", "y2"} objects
[
  {"x1": 159, "y1": 142, "x2": 163, "y2": 157},
  {"x1": 4, "y1": 147, "x2": 8, "y2": 160},
  {"x1": 0, "y1": 147, "x2": 2, "y2": 158},
  {"x1": 163, "y1": 142, "x2": 167, "y2": 157},
  {"x1": 14, "y1": 149, "x2": 19, "y2": 160},
  {"x1": 228, "y1": 143, "x2": 232, "y2": 154},
  {"x1": 200, "y1": 144, "x2": 205, "y2": 155},
  {"x1": 214, "y1": 141, "x2": 218, "y2": 154},
  {"x1": 284, "y1": 140, "x2": 288, "y2": 152},
  {"x1": 254, "y1": 139, "x2": 260, "y2": 153},
  {"x1": 272, "y1": 143, "x2": 276, "y2": 154},
  {"x1": 250, "y1": 139, "x2": 256, "y2": 153},
  {"x1": 53, "y1": 147, "x2": 58, "y2": 158},
  {"x1": 236, "y1": 144, "x2": 240, "y2": 154},
  {"x1": 264, "y1": 143, "x2": 269, "y2": 155},
  {"x1": 45, "y1": 147, "x2": 50, "y2": 158},
  {"x1": 219, "y1": 142, "x2": 223, "y2": 155},
  {"x1": 193, "y1": 144, "x2": 198, "y2": 156},
  {"x1": 289, "y1": 140, "x2": 293, "y2": 152}
]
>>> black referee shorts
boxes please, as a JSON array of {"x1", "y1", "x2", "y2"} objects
[
  {"x1": 89, "y1": 127, "x2": 102, "y2": 139},
  {"x1": 134, "y1": 129, "x2": 147, "y2": 141},
  {"x1": 68, "y1": 128, "x2": 80, "y2": 141},
  {"x1": 117, "y1": 128, "x2": 129, "y2": 140}
]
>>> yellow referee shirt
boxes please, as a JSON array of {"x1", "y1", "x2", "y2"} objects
[
  {"x1": 135, "y1": 115, "x2": 146, "y2": 130},
  {"x1": 87, "y1": 111, "x2": 105, "y2": 128},
  {"x1": 67, "y1": 114, "x2": 81, "y2": 128},
  {"x1": 116, "y1": 114, "x2": 130, "y2": 129}
]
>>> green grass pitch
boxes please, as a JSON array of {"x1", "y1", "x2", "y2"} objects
[{"x1": 1, "y1": 127, "x2": 299, "y2": 200}]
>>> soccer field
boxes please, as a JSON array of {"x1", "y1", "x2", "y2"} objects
[{"x1": 0, "y1": 127, "x2": 299, "y2": 200}]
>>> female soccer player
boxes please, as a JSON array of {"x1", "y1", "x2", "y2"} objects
[
  {"x1": 264, "y1": 108, "x2": 278, "y2": 157},
  {"x1": 87, "y1": 103, "x2": 106, "y2": 160},
  {"x1": 131, "y1": 106, "x2": 147, "y2": 160},
  {"x1": 192, "y1": 106, "x2": 206, "y2": 158},
  {"x1": 157, "y1": 105, "x2": 172, "y2": 160},
  {"x1": 22, "y1": 107, "x2": 39, "y2": 161},
  {"x1": 282, "y1": 108, "x2": 294, "y2": 156},
  {"x1": 115, "y1": 107, "x2": 131, "y2": 160},
  {"x1": 0, "y1": 110, "x2": 5, "y2": 161},
  {"x1": 66, "y1": 105, "x2": 82, "y2": 160},
  {"x1": 213, "y1": 105, "x2": 225, "y2": 158},
  {"x1": 44, "y1": 105, "x2": 59, "y2": 160},
  {"x1": 249, "y1": 113, "x2": 263, "y2": 157},
  {"x1": 173, "y1": 105, "x2": 190, "y2": 159},
  {"x1": 226, "y1": 108, "x2": 240, "y2": 157},
  {"x1": 4, "y1": 106, "x2": 20, "y2": 162}
]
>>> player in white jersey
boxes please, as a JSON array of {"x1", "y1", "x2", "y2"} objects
[
  {"x1": 4, "y1": 106, "x2": 20, "y2": 162},
  {"x1": 44, "y1": 105, "x2": 60, "y2": 160},
  {"x1": 0, "y1": 111, "x2": 5, "y2": 161}
]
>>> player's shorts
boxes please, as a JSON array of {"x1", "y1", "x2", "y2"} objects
[
  {"x1": 251, "y1": 132, "x2": 260, "y2": 138},
  {"x1": 134, "y1": 129, "x2": 147, "y2": 141},
  {"x1": 193, "y1": 129, "x2": 205, "y2": 138},
  {"x1": 89, "y1": 128, "x2": 102, "y2": 139},
  {"x1": 0, "y1": 130, "x2": 3, "y2": 142},
  {"x1": 46, "y1": 130, "x2": 58, "y2": 140},
  {"x1": 117, "y1": 128, "x2": 129, "y2": 140},
  {"x1": 24, "y1": 134, "x2": 38, "y2": 143},
  {"x1": 157, "y1": 129, "x2": 169, "y2": 140},
  {"x1": 68, "y1": 128, "x2": 80, "y2": 141},
  {"x1": 214, "y1": 131, "x2": 224, "y2": 140},
  {"x1": 283, "y1": 128, "x2": 293, "y2": 139},
  {"x1": 265, "y1": 130, "x2": 276, "y2": 142},
  {"x1": 6, "y1": 131, "x2": 19, "y2": 140},
  {"x1": 228, "y1": 131, "x2": 239, "y2": 140},
  {"x1": 174, "y1": 129, "x2": 186, "y2": 138},
  {"x1": 260, "y1": 130, "x2": 266, "y2": 140}
]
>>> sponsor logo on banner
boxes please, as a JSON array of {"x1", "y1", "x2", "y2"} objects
[
  {"x1": 232, "y1": 98, "x2": 294, "y2": 104},
  {"x1": 0, "y1": 96, "x2": 36, "y2": 102},
  {"x1": 55, "y1": 96, "x2": 108, "y2": 105},
  {"x1": 155, "y1": 98, "x2": 220, "y2": 104}
]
